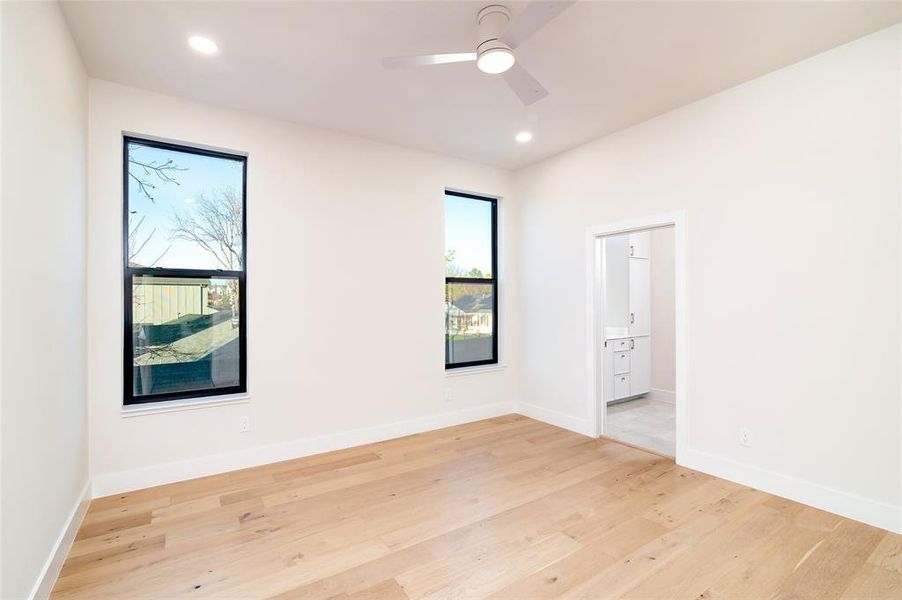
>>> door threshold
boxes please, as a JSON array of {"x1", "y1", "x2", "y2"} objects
[{"x1": 598, "y1": 434, "x2": 674, "y2": 460}]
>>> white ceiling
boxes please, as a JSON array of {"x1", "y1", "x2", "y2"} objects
[{"x1": 61, "y1": 1, "x2": 901, "y2": 169}]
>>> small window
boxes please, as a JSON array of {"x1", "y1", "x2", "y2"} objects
[
  {"x1": 123, "y1": 137, "x2": 247, "y2": 404},
  {"x1": 444, "y1": 191, "x2": 497, "y2": 368}
]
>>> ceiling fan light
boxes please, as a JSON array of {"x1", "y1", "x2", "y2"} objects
[
  {"x1": 477, "y1": 47, "x2": 515, "y2": 74},
  {"x1": 188, "y1": 35, "x2": 218, "y2": 55}
]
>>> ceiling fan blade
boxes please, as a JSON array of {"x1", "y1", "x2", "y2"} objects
[
  {"x1": 382, "y1": 52, "x2": 476, "y2": 69},
  {"x1": 501, "y1": 1, "x2": 575, "y2": 49},
  {"x1": 502, "y1": 63, "x2": 549, "y2": 106}
]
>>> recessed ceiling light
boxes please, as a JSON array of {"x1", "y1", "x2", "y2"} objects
[
  {"x1": 188, "y1": 36, "x2": 218, "y2": 56},
  {"x1": 515, "y1": 131, "x2": 533, "y2": 143}
]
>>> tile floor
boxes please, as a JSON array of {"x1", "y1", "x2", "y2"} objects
[{"x1": 605, "y1": 395, "x2": 675, "y2": 456}]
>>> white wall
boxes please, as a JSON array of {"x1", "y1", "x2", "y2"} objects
[
  {"x1": 649, "y1": 227, "x2": 675, "y2": 393},
  {"x1": 1, "y1": 2, "x2": 89, "y2": 598},
  {"x1": 87, "y1": 80, "x2": 518, "y2": 494},
  {"x1": 516, "y1": 26, "x2": 901, "y2": 530}
]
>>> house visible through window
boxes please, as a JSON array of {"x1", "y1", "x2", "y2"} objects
[
  {"x1": 445, "y1": 190, "x2": 497, "y2": 368},
  {"x1": 123, "y1": 137, "x2": 247, "y2": 404}
]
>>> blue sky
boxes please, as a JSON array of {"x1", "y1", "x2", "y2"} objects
[
  {"x1": 445, "y1": 194, "x2": 493, "y2": 276},
  {"x1": 127, "y1": 141, "x2": 243, "y2": 270}
]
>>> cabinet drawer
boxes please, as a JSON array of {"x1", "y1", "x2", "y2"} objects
[
  {"x1": 613, "y1": 373, "x2": 631, "y2": 399},
  {"x1": 610, "y1": 339, "x2": 630, "y2": 352},
  {"x1": 613, "y1": 351, "x2": 630, "y2": 374}
]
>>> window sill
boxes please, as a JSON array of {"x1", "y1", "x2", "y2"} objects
[
  {"x1": 445, "y1": 364, "x2": 507, "y2": 377},
  {"x1": 121, "y1": 393, "x2": 250, "y2": 417}
]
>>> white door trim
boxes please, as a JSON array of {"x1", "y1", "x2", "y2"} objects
[{"x1": 586, "y1": 211, "x2": 687, "y2": 461}]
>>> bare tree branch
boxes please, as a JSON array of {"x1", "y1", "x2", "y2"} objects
[
  {"x1": 127, "y1": 215, "x2": 171, "y2": 266},
  {"x1": 127, "y1": 154, "x2": 187, "y2": 202},
  {"x1": 169, "y1": 189, "x2": 243, "y2": 270},
  {"x1": 126, "y1": 148, "x2": 184, "y2": 263}
]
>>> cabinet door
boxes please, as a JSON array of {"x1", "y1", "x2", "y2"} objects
[
  {"x1": 629, "y1": 231, "x2": 650, "y2": 259},
  {"x1": 628, "y1": 257, "x2": 650, "y2": 336},
  {"x1": 601, "y1": 343, "x2": 614, "y2": 404},
  {"x1": 629, "y1": 336, "x2": 651, "y2": 396},
  {"x1": 613, "y1": 373, "x2": 631, "y2": 399}
]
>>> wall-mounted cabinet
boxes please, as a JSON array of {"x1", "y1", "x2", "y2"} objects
[{"x1": 628, "y1": 255, "x2": 650, "y2": 336}]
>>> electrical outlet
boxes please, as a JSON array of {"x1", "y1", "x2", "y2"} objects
[
  {"x1": 239, "y1": 416, "x2": 250, "y2": 433},
  {"x1": 443, "y1": 388, "x2": 452, "y2": 403},
  {"x1": 739, "y1": 428, "x2": 752, "y2": 447}
]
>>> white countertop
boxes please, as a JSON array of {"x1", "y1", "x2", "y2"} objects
[{"x1": 605, "y1": 327, "x2": 649, "y2": 341}]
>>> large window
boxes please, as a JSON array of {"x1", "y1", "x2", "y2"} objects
[
  {"x1": 123, "y1": 137, "x2": 247, "y2": 405},
  {"x1": 445, "y1": 190, "x2": 497, "y2": 368}
]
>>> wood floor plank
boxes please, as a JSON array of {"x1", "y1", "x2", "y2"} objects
[
  {"x1": 769, "y1": 519, "x2": 887, "y2": 600},
  {"x1": 557, "y1": 512, "x2": 726, "y2": 599},
  {"x1": 702, "y1": 514, "x2": 834, "y2": 598},
  {"x1": 840, "y1": 563, "x2": 902, "y2": 599},
  {"x1": 78, "y1": 496, "x2": 172, "y2": 527},
  {"x1": 57, "y1": 534, "x2": 166, "y2": 579},
  {"x1": 52, "y1": 416, "x2": 902, "y2": 599},
  {"x1": 488, "y1": 518, "x2": 667, "y2": 599},
  {"x1": 337, "y1": 578, "x2": 410, "y2": 600},
  {"x1": 412, "y1": 532, "x2": 582, "y2": 599},
  {"x1": 620, "y1": 502, "x2": 784, "y2": 598},
  {"x1": 73, "y1": 511, "x2": 153, "y2": 541},
  {"x1": 867, "y1": 531, "x2": 902, "y2": 573}
]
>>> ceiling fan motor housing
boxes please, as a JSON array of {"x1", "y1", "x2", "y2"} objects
[{"x1": 476, "y1": 4, "x2": 514, "y2": 64}]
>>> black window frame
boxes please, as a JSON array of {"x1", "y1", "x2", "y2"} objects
[
  {"x1": 122, "y1": 136, "x2": 248, "y2": 405},
  {"x1": 444, "y1": 190, "x2": 498, "y2": 369}
]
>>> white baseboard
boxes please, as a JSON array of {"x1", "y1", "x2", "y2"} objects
[
  {"x1": 649, "y1": 388, "x2": 675, "y2": 404},
  {"x1": 516, "y1": 402, "x2": 593, "y2": 437},
  {"x1": 92, "y1": 402, "x2": 514, "y2": 497},
  {"x1": 29, "y1": 480, "x2": 92, "y2": 600},
  {"x1": 681, "y1": 448, "x2": 902, "y2": 534}
]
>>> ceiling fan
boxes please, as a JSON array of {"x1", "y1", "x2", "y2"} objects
[{"x1": 382, "y1": 2, "x2": 574, "y2": 106}]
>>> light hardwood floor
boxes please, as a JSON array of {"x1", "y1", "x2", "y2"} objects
[{"x1": 53, "y1": 415, "x2": 901, "y2": 599}]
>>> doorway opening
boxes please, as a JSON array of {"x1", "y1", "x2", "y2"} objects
[
  {"x1": 588, "y1": 212, "x2": 686, "y2": 460},
  {"x1": 601, "y1": 227, "x2": 674, "y2": 455}
]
